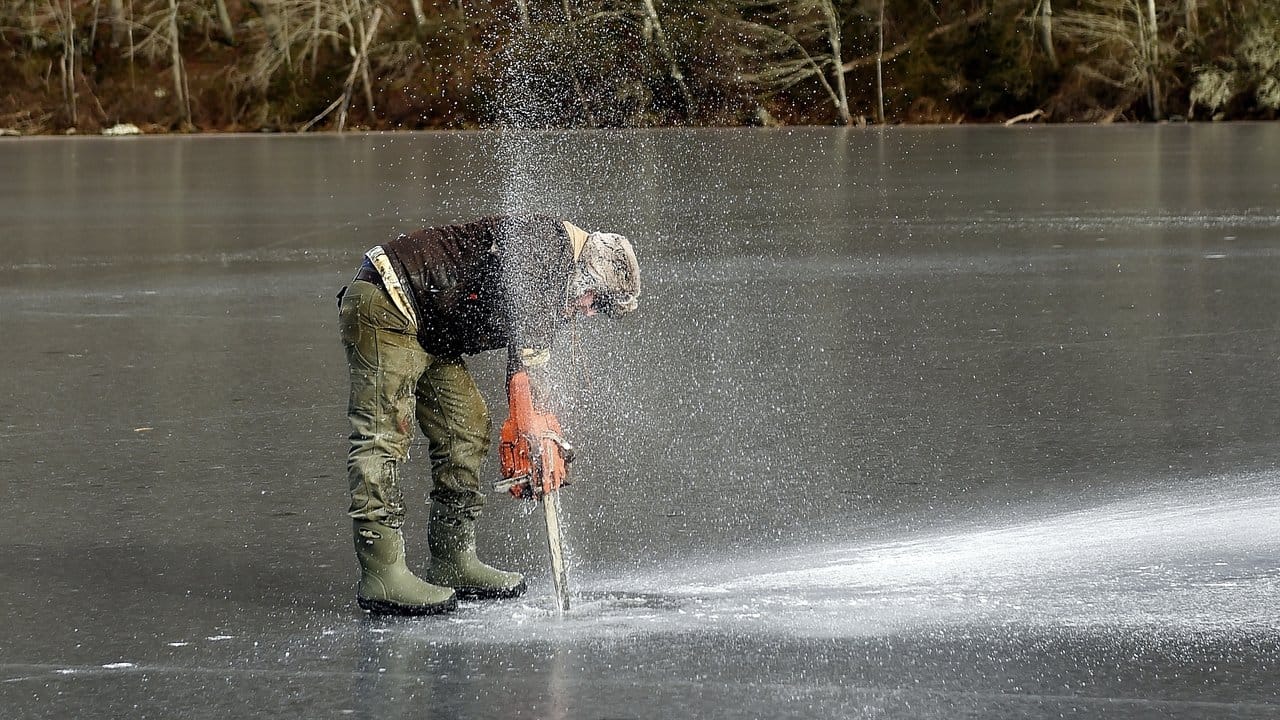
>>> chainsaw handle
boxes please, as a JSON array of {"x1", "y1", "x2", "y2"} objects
[{"x1": 499, "y1": 374, "x2": 573, "y2": 499}]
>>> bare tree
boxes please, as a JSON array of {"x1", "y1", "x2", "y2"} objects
[
  {"x1": 818, "y1": 0, "x2": 849, "y2": 124},
  {"x1": 212, "y1": 0, "x2": 235, "y2": 44},
  {"x1": 299, "y1": 3, "x2": 384, "y2": 131},
  {"x1": 247, "y1": 0, "x2": 290, "y2": 66},
  {"x1": 107, "y1": 0, "x2": 128, "y2": 45},
  {"x1": 639, "y1": 0, "x2": 695, "y2": 115},
  {"x1": 723, "y1": 0, "x2": 851, "y2": 124},
  {"x1": 1055, "y1": 0, "x2": 1167, "y2": 119},
  {"x1": 308, "y1": 0, "x2": 323, "y2": 76},
  {"x1": 1032, "y1": 0, "x2": 1058, "y2": 66},
  {"x1": 1144, "y1": 0, "x2": 1160, "y2": 118},
  {"x1": 101, "y1": 0, "x2": 137, "y2": 83},
  {"x1": 408, "y1": 0, "x2": 426, "y2": 27},
  {"x1": 874, "y1": 0, "x2": 883, "y2": 123},
  {"x1": 37, "y1": 0, "x2": 79, "y2": 125},
  {"x1": 130, "y1": 0, "x2": 192, "y2": 126},
  {"x1": 238, "y1": 0, "x2": 329, "y2": 97},
  {"x1": 166, "y1": 0, "x2": 191, "y2": 125},
  {"x1": 1189, "y1": 17, "x2": 1280, "y2": 118}
]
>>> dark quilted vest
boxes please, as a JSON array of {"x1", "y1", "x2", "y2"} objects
[{"x1": 381, "y1": 215, "x2": 574, "y2": 358}]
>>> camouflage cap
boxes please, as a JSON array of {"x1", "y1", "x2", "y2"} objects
[{"x1": 574, "y1": 232, "x2": 640, "y2": 316}]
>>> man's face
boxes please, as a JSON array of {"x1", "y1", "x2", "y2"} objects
[{"x1": 572, "y1": 290, "x2": 599, "y2": 317}]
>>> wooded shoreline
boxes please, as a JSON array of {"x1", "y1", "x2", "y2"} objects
[{"x1": 2, "y1": 0, "x2": 1276, "y2": 136}]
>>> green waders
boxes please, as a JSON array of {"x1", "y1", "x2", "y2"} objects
[{"x1": 339, "y1": 279, "x2": 524, "y2": 615}]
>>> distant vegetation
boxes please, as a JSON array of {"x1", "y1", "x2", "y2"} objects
[{"x1": 1, "y1": 0, "x2": 1276, "y2": 133}]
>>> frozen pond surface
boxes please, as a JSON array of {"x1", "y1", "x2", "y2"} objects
[{"x1": 2, "y1": 126, "x2": 1279, "y2": 718}]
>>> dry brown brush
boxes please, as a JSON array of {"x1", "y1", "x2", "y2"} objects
[{"x1": 0, "y1": 0, "x2": 1275, "y2": 133}]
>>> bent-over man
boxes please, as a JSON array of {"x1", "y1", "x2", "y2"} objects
[{"x1": 337, "y1": 214, "x2": 640, "y2": 616}]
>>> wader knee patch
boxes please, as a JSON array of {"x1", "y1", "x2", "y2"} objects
[{"x1": 383, "y1": 460, "x2": 407, "y2": 521}]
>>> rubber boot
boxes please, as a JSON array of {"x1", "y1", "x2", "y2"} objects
[
  {"x1": 353, "y1": 520, "x2": 457, "y2": 616},
  {"x1": 424, "y1": 505, "x2": 527, "y2": 600}
]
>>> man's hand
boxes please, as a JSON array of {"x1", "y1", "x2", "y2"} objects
[{"x1": 499, "y1": 370, "x2": 574, "y2": 499}]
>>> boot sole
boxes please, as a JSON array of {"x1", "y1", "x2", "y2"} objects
[
  {"x1": 357, "y1": 594, "x2": 458, "y2": 616},
  {"x1": 454, "y1": 579, "x2": 528, "y2": 601}
]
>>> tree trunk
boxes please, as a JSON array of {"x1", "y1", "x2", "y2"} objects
[
  {"x1": 409, "y1": 0, "x2": 426, "y2": 26},
  {"x1": 1039, "y1": 0, "x2": 1057, "y2": 67},
  {"x1": 357, "y1": 6, "x2": 377, "y2": 116},
  {"x1": 1184, "y1": 0, "x2": 1199, "y2": 38},
  {"x1": 639, "y1": 0, "x2": 695, "y2": 117},
  {"x1": 514, "y1": 0, "x2": 530, "y2": 29},
  {"x1": 59, "y1": 0, "x2": 77, "y2": 126},
  {"x1": 281, "y1": 0, "x2": 292, "y2": 70},
  {"x1": 89, "y1": 0, "x2": 101, "y2": 50},
  {"x1": 335, "y1": 6, "x2": 382, "y2": 131},
  {"x1": 40, "y1": 0, "x2": 78, "y2": 124},
  {"x1": 213, "y1": 0, "x2": 236, "y2": 45},
  {"x1": 310, "y1": 0, "x2": 322, "y2": 77},
  {"x1": 126, "y1": 0, "x2": 135, "y2": 85},
  {"x1": 108, "y1": 0, "x2": 126, "y2": 46},
  {"x1": 819, "y1": 0, "x2": 850, "y2": 125},
  {"x1": 875, "y1": 0, "x2": 884, "y2": 124},
  {"x1": 1145, "y1": 0, "x2": 1161, "y2": 119},
  {"x1": 168, "y1": 0, "x2": 190, "y2": 127}
]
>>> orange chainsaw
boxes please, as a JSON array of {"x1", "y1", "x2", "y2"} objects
[{"x1": 493, "y1": 370, "x2": 574, "y2": 611}]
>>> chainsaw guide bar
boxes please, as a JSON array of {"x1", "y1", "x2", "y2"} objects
[
  {"x1": 543, "y1": 490, "x2": 570, "y2": 613},
  {"x1": 492, "y1": 475, "x2": 571, "y2": 613}
]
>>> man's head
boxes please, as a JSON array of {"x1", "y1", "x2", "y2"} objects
[{"x1": 570, "y1": 232, "x2": 640, "y2": 317}]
